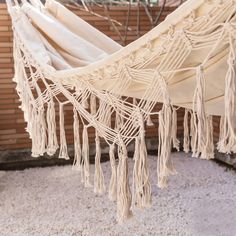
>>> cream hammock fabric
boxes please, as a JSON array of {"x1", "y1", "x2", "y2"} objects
[{"x1": 7, "y1": 0, "x2": 236, "y2": 222}]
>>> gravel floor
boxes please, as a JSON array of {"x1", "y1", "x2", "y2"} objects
[{"x1": 0, "y1": 152, "x2": 235, "y2": 236}]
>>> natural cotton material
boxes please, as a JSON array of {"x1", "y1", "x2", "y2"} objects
[{"x1": 6, "y1": 0, "x2": 236, "y2": 222}]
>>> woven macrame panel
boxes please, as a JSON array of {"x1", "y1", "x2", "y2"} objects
[{"x1": 6, "y1": 0, "x2": 236, "y2": 222}]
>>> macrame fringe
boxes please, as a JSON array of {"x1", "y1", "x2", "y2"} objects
[
  {"x1": 201, "y1": 115, "x2": 214, "y2": 160},
  {"x1": 132, "y1": 137, "x2": 140, "y2": 206},
  {"x1": 157, "y1": 105, "x2": 176, "y2": 188},
  {"x1": 183, "y1": 109, "x2": 190, "y2": 153},
  {"x1": 217, "y1": 116, "x2": 225, "y2": 151},
  {"x1": 40, "y1": 107, "x2": 47, "y2": 156},
  {"x1": 192, "y1": 66, "x2": 207, "y2": 158},
  {"x1": 82, "y1": 125, "x2": 92, "y2": 187},
  {"x1": 190, "y1": 110, "x2": 197, "y2": 156},
  {"x1": 217, "y1": 40, "x2": 236, "y2": 153},
  {"x1": 171, "y1": 107, "x2": 180, "y2": 151},
  {"x1": 31, "y1": 109, "x2": 38, "y2": 157},
  {"x1": 117, "y1": 137, "x2": 132, "y2": 223},
  {"x1": 31, "y1": 107, "x2": 47, "y2": 157},
  {"x1": 58, "y1": 103, "x2": 70, "y2": 160},
  {"x1": 46, "y1": 101, "x2": 58, "y2": 156},
  {"x1": 156, "y1": 75, "x2": 176, "y2": 188},
  {"x1": 133, "y1": 125, "x2": 152, "y2": 208},
  {"x1": 72, "y1": 108, "x2": 82, "y2": 170},
  {"x1": 9, "y1": 0, "x2": 236, "y2": 224},
  {"x1": 94, "y1": 132, "x2": 106, "y2": 194},
  {"x1": 191, "y1": 67, "x2": 215, "y2": 159},
  {"x1": 109, "y1": 143, "x2": 117, "y2": 201}
]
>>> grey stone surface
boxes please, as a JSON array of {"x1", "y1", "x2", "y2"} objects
[{"x1": 214, "y1": 152, "x2": 236, "y2": 169}]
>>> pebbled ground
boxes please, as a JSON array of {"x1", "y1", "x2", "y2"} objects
[{"x1": 0, "y1": 152, "x2": 235, "y2": 236}]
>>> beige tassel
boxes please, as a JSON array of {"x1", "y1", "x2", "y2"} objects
[
  {"x1": 133, "y1": 121, "x2": 152, "y2": 209},
  {"x1": 183, "y1": 109, "x2": 190, "y2": 153},
  {"x1": 39, "y1": 107, "x2": 47, "y2": 156},
  {"x1": 201, "y1": 115, "x2": 214, "y2": 159},
  {"x1": 157, "y1": 105, "x2": 176, "y2": 188},
  {"x1": 31, "y1": 109, "x2": 41, "y2": 157},
  {"x1": 46, "y1": 101, "x2": 58, "y2": 156},
  {"x1": 190, "y1": 110, "x2": 197, "y2": 157},
  {"x1": 31, "y1": 107, "x2": 47, "y2": 157},
  {"x1": 218, "y1": 40, "x2": 236, "y2": 153},
  {"x1": 109, "y1": 143, "x2": 117, "y2": 201},
  {"x1": 94, "y1": 132, "x2": 106, "y2": 194},
  {"x1": 132, "y1": 137, "x2": 140, "y2": 207},
  {"x1": 171, "y1": 107, "x2": 180, "y2": 151},
  {"x1": 58, "y1": 103, "x2": 70, "y2": 160},
  {"x1": 133, "y1": 137, "x2": 139, "y2": 161},
  {"x1": 117, "y1": 136, "x2": 133, "y2": 223},
  {"x1": 72, "y1": 108, "x2": 82, "y2": 170},
  {"x1": 82, "y1": 125, "x2": 92, "y2": 187},
  {"x1": 192, "y1": 66, "x2": 207, "y2": 157},
  {"x1": 30, "y1": 109, "x2": 38, "y2": 157},
  {"x1": 157, "y1": 76, "x2": 176, "y2": 188}
]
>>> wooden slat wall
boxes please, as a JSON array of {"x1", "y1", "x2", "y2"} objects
[
  {"x1": 67, "y1": 5, "x2": 175, "y2": 45},
  {"x1": 0, "y1": 3, "x2": 220, "y2": 151}
]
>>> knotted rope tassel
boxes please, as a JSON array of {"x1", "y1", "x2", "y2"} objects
[
  {"x1": 94, "y1": 132, "x2": 106, "y2": 194},
  {"x1": 218, "y1": 37, "x2": 236, "y2": 153},
  {"x1": 201, "y1": 115, "x2": 214, "y2": 160},
  {"x1": 157, "y1": 105, "x2": 176, "y2": 188},
  {"x1": 46, "y1": 101, "x2": 58, "y2": 156},
  {"x1": 109, "y1": 143, "x2": 117, "y2": 201},
  {"x1": 72, "y1": 108, "x2": 82, "y2": 170},
  {"x1": 58, "y1": 103, "x2": 70, "y2": 160},
  {"x1": 192, "y1": 66, "x2": 207, "y2": 158},
  {"x1": 39, "y1": 107, "x2": 47, "y2": 156},
  {"x1": 190, "y1": 110, "x2": 197, "y2": 156},
  {"x1": 157, "y1": 76, "x2": 176, "y2": 188},
  {"x1": 31, "y1": 107, "x2": 47, "y2": 157},
  {"x1": 117, "y1": 136, "x2": 132, "y2": 223},
  {"x1": 133, "y1": 117, "x2": 152, "y2": 208},
  {"x1": 82, "y1": 125, "x2": 92, "y2": 187}
]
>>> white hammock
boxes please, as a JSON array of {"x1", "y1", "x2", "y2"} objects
[{"x1": 7, "y1": 0, "x2": 236, "y2": 222}]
